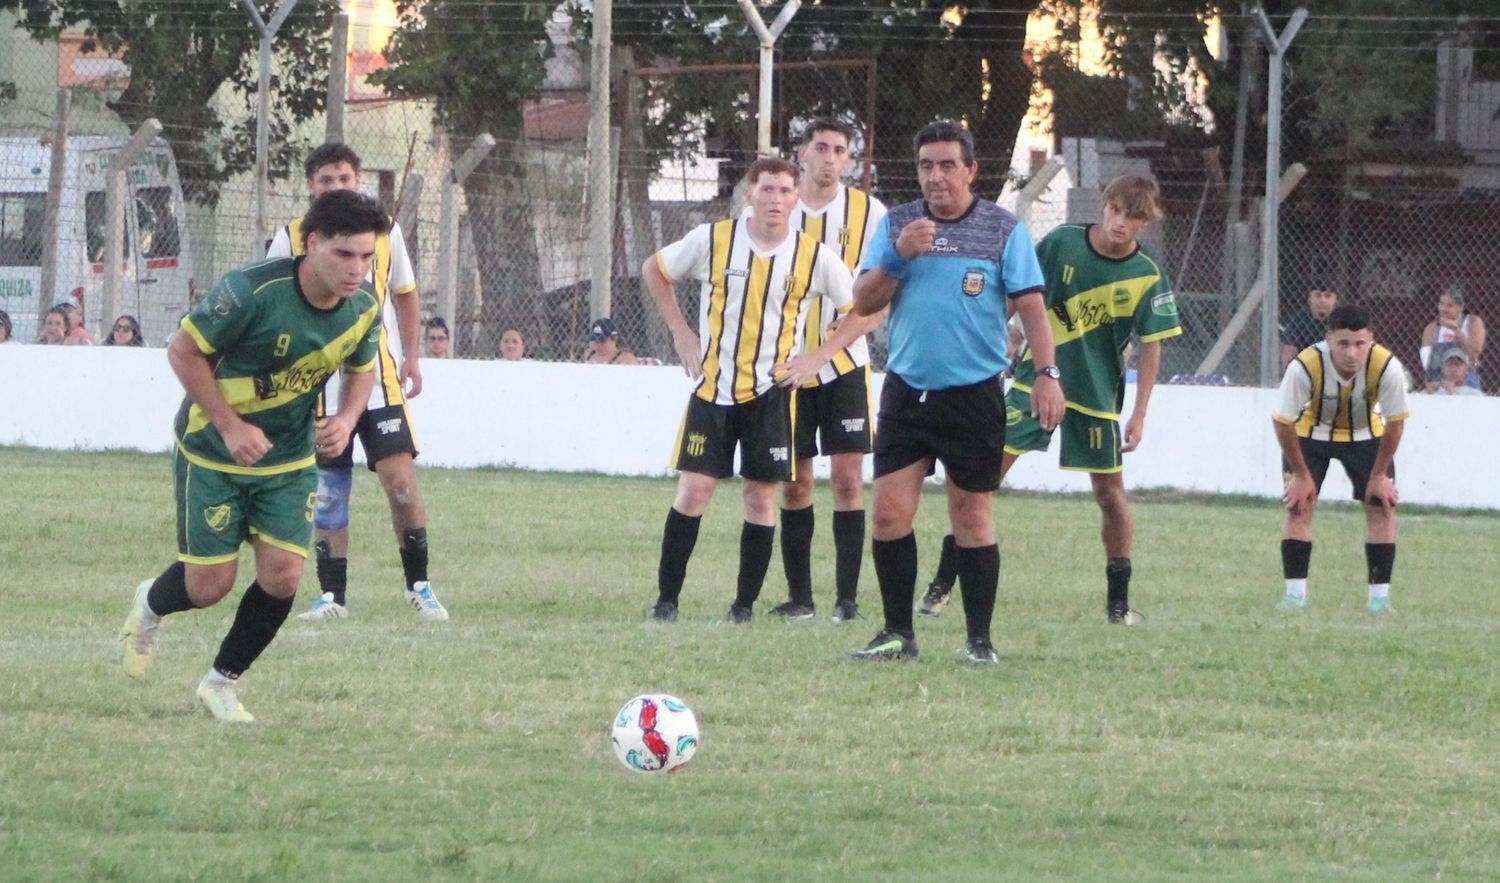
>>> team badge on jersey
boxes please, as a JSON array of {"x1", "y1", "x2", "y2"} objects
[
  {"x1": 837, "y1": 226, "x2": 853, "y2": 246},
  {"x1": 782, "y1": 275, "x2": 802, "y2": 296},
  {"x1": 962, "y1": 269, "x2": 985, "y2": 297},
  {"x1": 204, "y1": 504, "x2": 232, "y2": 533},
  {"x1": 1152, "y1": 293, "x2": 1178, "y2": 316}
]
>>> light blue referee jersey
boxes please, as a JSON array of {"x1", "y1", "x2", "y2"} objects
[{"x1": 863, "y1": 199, "x2": 1043, "y2": 390}]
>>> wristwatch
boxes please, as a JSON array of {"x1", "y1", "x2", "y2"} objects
[{"x1": 1036, "y1": 364, "x2": 1061, "y2": 380}]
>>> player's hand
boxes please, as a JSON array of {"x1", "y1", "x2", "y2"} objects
[
  {"x1": 772, "y1": 353, "x2": 822, "y2": 389},
  {"x1": 1030, "y1": 375, "x2": 1064, "y2": 432},
  {"x1": 314, "y1": 415, "x2": 356, "y2": 460},
  {"x1": 672, "y1": 327, "x2": 703, "y2": 380},
  {"x1": 220, "y1": 419, "x2": 272, "y2": 467},
  {"x1": 895, "y1": 218, "x2": 937, "y2": 260},
  {"x1": 1121, "y1": 411, "x2": 1146, "y2": 453},
  {"x1": 1365, "y1": 473, "x2": 1399, "y2": 510},
  {"x1": 1282, "y1": 472, "x2": 1317, "y2": 515},
  {"x1": 401, "y1": 358, "x2": 423, "y2": 398}
]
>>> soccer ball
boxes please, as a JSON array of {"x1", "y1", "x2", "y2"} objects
[{"x1": 611, "y1": 694, "x2": 699, "y2": 773}]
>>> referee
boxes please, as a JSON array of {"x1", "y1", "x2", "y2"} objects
[{"x1": 847, "y1": 121, "x2": 1063, "y2": 666}]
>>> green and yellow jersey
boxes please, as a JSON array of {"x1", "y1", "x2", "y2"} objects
[
  {"x1": 174, "y1": 257, "x2": 382, "y2": 475},
  {"x1": 1012, "y1": 224, "x2": 1182, "y2": 418}
]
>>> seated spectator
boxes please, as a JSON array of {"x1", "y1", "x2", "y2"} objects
[
  {"x1": 0, "y1": 309, "x2": 11, "y2": 344},
  {"x1": 499, "y1": 328, "x2": 527, "y2": 361},
  {"x1": 1280, "y1": 286, "x2": 1338, "y2": 367},
  {"x1": 104, "y1": 314, "x2": 146, "y2": 347},
  {"x1": 582, "y1": 317, "x2": 637, "y2": 365},
  {"x1": 1432, "y1": 349, "x2": 1483, "y2": 397},
  {"x1": 424, "y1": 317, "x2": 451, "y2": 359},
  {"x1": 60, "y1": 302, "x2": 95, "y2": 345},
  {"x1": 36, "y1": 306, "x2": 68, "y2": 344},
  {"x1": 1421, "y1": 285, "x2": 1485, "y2": 391}
]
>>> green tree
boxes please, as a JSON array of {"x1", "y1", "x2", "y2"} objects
[
  {"x1": 370, "y1": 0, "x2": 554, "y2": 356},
  {"x1": 0, "y1": 0, "x2": 340, "y2": 206}
]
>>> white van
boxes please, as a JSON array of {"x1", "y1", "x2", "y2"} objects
[{"x1": 0, "y1": 136, "x2": 194, "y2": 345}]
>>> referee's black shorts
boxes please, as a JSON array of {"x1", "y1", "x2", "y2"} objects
[{"x1": 873, "y1": 371, "x2": 1007, "y2": 493}]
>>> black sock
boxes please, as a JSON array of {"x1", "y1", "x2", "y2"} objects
[
  {"x1": 734, "y1": 522, "x2": 776, "y2": 609},
  {"x1": 956, "y1": 544, "x2": 1001, "y2": 641},
  {"x1": 145, "y1": 561, "x2": 195, "y2": 616},
  {"x1": 1365, "y1": 542, "x2": 1396, "y2": 584},
  {"x1": 934, "y1": 534, "x2": 958, "y2": 586},
  {"x1": 872, "y1": 533, "x2": 918, "y2": 638},
  {"x1": 1106, "y1": 557, "x2": 1132, "y2": 613},
  {"x1": 212, "y1": 582, "x2": 294, "y2": 678},
  {"x1": 1281, "y1": 539, "x2": 1313, "y2": 580},
  {"x1": 832, "y1": 509, "x2": 865, "y2": 602},
  {"x1": 315, "y1": 540, "x2": 348, "y2": 607},
  {"x1": 657, "y1": 508, "x2": 701, "y2": 606},
  {"x1": 399, "y1": 527, "x2": 429, "y2": 591},
  {"x1": 779, "y1": 506, "x2": 815, "y2": 606}
]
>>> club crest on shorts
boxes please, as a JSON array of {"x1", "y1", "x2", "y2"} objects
[
  {"x1": 203, "y1": 504, "x2": 232, "y2": 533},
  {"x1": 962, "y1": 269, "x2": 985, "y2": 297},
  {"x1": 685, "y1": 432, "x2": 707, "y2": 457},
  {"x1": 1006, "y1": 405, "x2": 1024, "y2": 427}
]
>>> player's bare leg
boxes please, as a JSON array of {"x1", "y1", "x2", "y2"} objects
[
  {"x1": 1091, "y1": 471, "x2": 1138, "y2": 623},
  {"x1": 1363, "y1": 494, "x2": 1397, "y2": 612},
  {"x1": 376, "y1": 453, "x2": 446, "y2": 620}
]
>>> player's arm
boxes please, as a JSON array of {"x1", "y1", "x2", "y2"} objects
[
  {"x1": 642, "y1": 254, "x2": 701, "y2": 380},
  {"x1": 1121, "y1": 338, "x2": 1162, "y2": 453},
  {"x1": 167, "y1": 331, "x2": 270, "y2": 467},
  {"x1": 317, "y1": 366, "x2": 375, "y2": 460},
  {"x1": 393, "y1": 287, "x2": 423, "y2": 397},
  {"x1": 775, "y1": 307, "x2": 880, "y2": 388}
]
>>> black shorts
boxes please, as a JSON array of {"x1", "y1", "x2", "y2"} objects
[
  {"x1": 873, "y1": 372, "x2": 1007, "y2": 493},
  {"x1": 1289, "y1": 437, "x2": 1393, "y2": 501},
  {"x1": 671, "y1": 389, "x2": 794, "y2": 482},
  {"x1": 317, "y1": 403, "x2": 420, "y2": 472},
  {"x1": 793, "y1": 367, "x2": 874, "y2": 459}
]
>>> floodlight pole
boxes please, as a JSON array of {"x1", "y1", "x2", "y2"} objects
[
  {"x1": 738, "y1": 0, "x2": 801, "y2": 156},
  {"x1": 1253, "y1": 6, "x2": 1307, "y2": 386},
  {"x1": 241, "y1": 0, "x2": 300, "y2": 260}
]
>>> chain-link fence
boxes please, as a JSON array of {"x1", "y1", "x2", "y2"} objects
[{"x1": 2, "y1": 3, "x2": 1498, "y2": 392}]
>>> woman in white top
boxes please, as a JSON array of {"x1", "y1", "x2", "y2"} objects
[{"x1": 1421, "y1": 285, "x2": 1485, "y2": 391}]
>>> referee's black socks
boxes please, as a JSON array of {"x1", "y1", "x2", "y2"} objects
[
  {"x1": 955, "y1": 544, "x2": 1000, "y2": 641},
  {"x1": 872, "y1": 533, "x2": 918, "y2": 638},
  {"x1": 657, "y1": 508, "x2": 701, "y2": 606},
  {"x1": 213, "y1": 581, "x2": 294, "y2": 679}
]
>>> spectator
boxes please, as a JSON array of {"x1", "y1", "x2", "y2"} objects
[
  {"x1": 424, "y1": 317, "x2": 451, "y2": 359},
  {"x1": 0, "y1": 309, "x2": 12, "y2": 344},
  {"x1": 105, "y1": 314, "x2": 146, "y2": 347},
  {"x1": 37, "y1": 306, "x2": 68, "y2": 344},
  {"x1": 1433, "y1": 349, "x2": 1483, "y2": 397},
  {"x1": 499, "y1": 328, "x2": 527, "y2": 361},
  {"x1": 60, "y1": 302, "x2": 96, "y2": 345},
  {"x1": 1420, "y1": 285, "x2": 1484, "y2": 391},
  {"x1": 583, "y1": 317, "x2": 638, "y2": 365},
  {"x1": 1280, "y1": 287, "x2": 1338, "y2": 368}
]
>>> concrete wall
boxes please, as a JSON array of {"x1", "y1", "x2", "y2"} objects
[{"x1": 1, "y1": 344, "x2": 1495, "y2": 510}]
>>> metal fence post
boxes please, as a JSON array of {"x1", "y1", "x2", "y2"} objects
[
  {"x1": 36, "y1": 89, "x2": 70, "y2": 324},
  {"x1": 326, "y1": 13, "x2": 348, "y2": 144},
  {"x1": 738, "y1": 0, "x2": 801, "y2": 157},
  {"x1": 1254, "y1": 6, "x2": 1307, "y2": 386},
  {"x1": 587, "y1": 0, "x2": 614, "y2": 323},
  {"x1": 240, "y1": 0, "x2": 300, "y2": 261},
  {"x1": 438, "y1": 134, "x2": 496, "y2": 348},
  {"x1": 104, "y1": 119, "x2": 164, "y2": 336}
]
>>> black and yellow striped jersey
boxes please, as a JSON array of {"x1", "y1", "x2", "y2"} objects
[
  {"x1": 656, "y1": 217, "x2": 855, "y2": 405},
  {"x1": 1274, "y1": 341, "x2": 1410, "y2": 441},
  {"x1": 791, "y1": 186, "x2": 885, "y2": 384}
]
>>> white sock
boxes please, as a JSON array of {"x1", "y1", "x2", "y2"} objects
[
  {"x1": 1368, "y1": 583, "x2": 1390, "y2": 601},
  {"x1": 1285, "y1": 578, "x2": 1307, "y2": 600}
]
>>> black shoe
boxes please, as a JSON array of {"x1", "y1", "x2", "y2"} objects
[
  {"x1": 848, "y1": 629, "x2": 919, "y2": 661},
  {"x1": 964, "y1": 636, "x2": 998, "y2": 667},
  {"x1": 728, "y1": 605, "x2": 753, "y2": 624},
  {"x1": 916, "y1": 580, "x2": 952, "y2": 617},
  {"x1": 648, "y1": 601, "x2": 678, "y2": 623},
  {"x1": 830, "y1": 598, "x2": 859, "y2": 623},
  {"x1": 768, "y1": 601, "x2": 815, "y2": 620}
]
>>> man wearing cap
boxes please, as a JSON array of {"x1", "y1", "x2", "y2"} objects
[
  {"x1": 583, "y1": 317, "x2": 638, "y2": 365},
  {"x1": 1433, "y1": 348, "x2": 1482, "y2": 396}
]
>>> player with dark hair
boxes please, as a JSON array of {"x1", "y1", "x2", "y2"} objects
[
  {"x1": 267, "y1": 141, "x2": 448, "y2": 623},
  {"x1": 767, "y1": 118, "x2": 888, "y2": 624},
  {"x1": 920, "y1": 174, "x2": 1182, "y2": 625},
  {"x1": 847, "y1": 120, "x2": 1063, "y2": 665},
  {"x1": 1274, "y1": 303, "x2": 1409, "y2": 612},
  {"x1": 120, "y1": 188, "x2": 387, "y2": 721},
  {"x1": 642, "y1": 157, "x2": 878, "y2": 624}
]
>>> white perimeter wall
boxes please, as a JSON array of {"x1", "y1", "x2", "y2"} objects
[{"x1": 2, "y1": 345, "x2": 1496, "y2": 510}]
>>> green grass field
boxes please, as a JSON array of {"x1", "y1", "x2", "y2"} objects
[{"x1": 3, "y1": 447, "x2": 1499, "y2": 882}]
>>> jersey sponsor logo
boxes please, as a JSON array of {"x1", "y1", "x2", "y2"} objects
[
  {"x1": 769, "y1": 446, "x2": 789, "y2": 462},
  {"x1": 277, "y1": 364, "x2": 336, "y2": 397},
  {"x1": 930, "y1": 236, "x2": 959, "y2": 255},
  {"x1": 962, "y1": 269, "x2": 985, "y2": 297},
  {"x1": 841, "y1": 417, "x2": 866, "y2": 433},
  {"x1": 377, "y1": 417, "x2": 403, "y2": 436},
  {"x1": 204, "y1": 504, "x2": 232, "y2": 533},
  {"x1": 1151, "y1": 293, "x2": 1178, "y2": 316},
  {"x1": 685, "y1": 432, "x2": 707, "y2": 457},
  {"x1": 723, "y1": 268, "x2": 749, "y2": 278},
  {"x1": 1058, "y1": 299, "x2": 1114, "y2": 334}
]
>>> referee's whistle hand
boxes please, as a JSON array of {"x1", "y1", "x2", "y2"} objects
[{"x1": 896, "y1": 218, "x2": 937, "y2": 260}]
